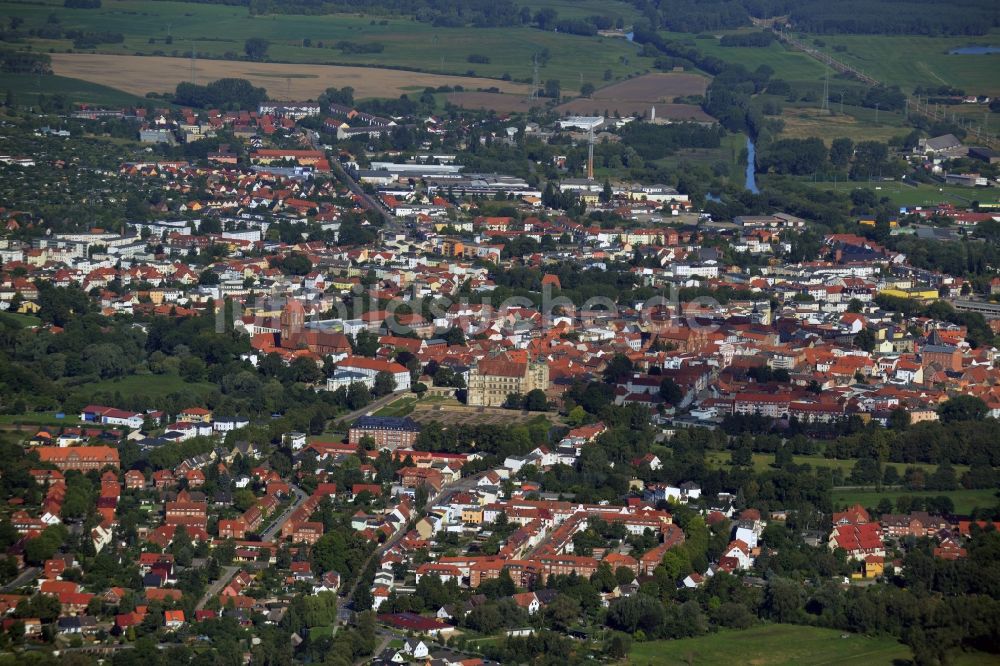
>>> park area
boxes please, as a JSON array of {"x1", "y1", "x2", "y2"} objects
[{"x1": 628, "y1": 624, "x2": 913, "y2": 665}]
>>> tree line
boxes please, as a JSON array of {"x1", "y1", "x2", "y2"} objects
[{"x1": 172, "y1": 78, "x2": 268, "y2": 110}]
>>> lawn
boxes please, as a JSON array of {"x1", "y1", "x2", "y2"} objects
[
  {"x1": 0, "y1": 413, "x2": 88, "y2": 428},
  {"x1": 628, "y1": 624, "x2": 912, "y2": 665},
  {"x1": 832, "y1": 487, "x2": 999, "y2": 515},
  {"x1": 66, "y1": 372, "x2": 216, "y2": 403},
  {"x1": 0, "y1": 311, "x2": 42, "y2": 328},
  {"x1": 2, "y1": 0, "x2": 648, "y2": 88},
  {"x1": 373, "y1": 395, "x2": 418, "y2": 418}
]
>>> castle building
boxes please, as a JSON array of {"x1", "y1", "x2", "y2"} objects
[{"x1": 466, "y1": 353, "x2": 549, "y2": 407}]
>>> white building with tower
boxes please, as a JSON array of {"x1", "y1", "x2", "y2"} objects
[{"x1": 558, "y1": 116, "x2": 604, "y2": 131}]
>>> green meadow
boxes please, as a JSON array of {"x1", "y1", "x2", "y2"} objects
[
  {"x1": 0, "y1": 72, "x2": 150, "y2": 107},
  {"x1": 809, "y1": 32, "x2": 1000, "y2": 96},
  {"x1": 629, "y1": 624, "x2": 913, "y2": 666}
]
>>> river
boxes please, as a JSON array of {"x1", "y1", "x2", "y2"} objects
[{"x1": 745, "y1": 136, "x2": 759, "y2": 194}]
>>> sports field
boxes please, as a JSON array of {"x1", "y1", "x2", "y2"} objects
[
  {"x1": 50, "y1": 53, "x2": 531, "y2": 101},
  {"x1": 702, "y1": 451, "x2": 971, "y2": 477},
  {"x1": 801, "y1": 181, "x2": 993, "y2": 208},
  {"x1": 629, "y1": 624, "x2": 912, "y2": 665}
]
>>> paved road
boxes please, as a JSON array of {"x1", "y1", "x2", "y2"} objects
[
  {"x1": 260, "y1": 483, "x2": 309, "y2": 542},
  {"x1": 1, "y1": 566, "x2": 38, "y2": 592},
  {"x1": 334, "y1": 472, "x2": 484, "y2": 631},
  {"x1": 332, "y1": 160, "x2": 398, "y2": 230},
  {"x1": 195, "y1": 565, "x2": 239, "y2": 611},
  {"x1": 306, "y1": 130, "x2": 399, "y2": 230}
]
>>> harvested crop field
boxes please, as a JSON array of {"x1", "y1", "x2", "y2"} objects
[
  {"x1": 591, "y1": 72, "x2": 709, "y2": 101},
  {"x1": 446, "y1": 92, "x2": 543, "y2": 114},
  {"x1": 51, "y1": 53, "x2": 530, "y2": 101},
  {"x1": 555, "y1": 72, "x2": 713, "y2": 119}
]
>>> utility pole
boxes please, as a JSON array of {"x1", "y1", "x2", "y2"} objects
[
  {"x1": 587, "y1": 123, "x2": 595, "y2": 181},
  {"x1": 822, "y1": 66, "x2": 829, "y2": 111},
  {"x1": 529, "y1": 54, "x2": 539, "y2": 102},
  {"x1": 191, "y1": 41, "x2": 197, "y2": 85},
  {"x1": 874, "y1": 103, "x2": 879, "y2": 124}
]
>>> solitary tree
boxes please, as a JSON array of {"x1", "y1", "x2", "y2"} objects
[{"x1": 244, "y1": 37, "x2": 269, "y2": 61}]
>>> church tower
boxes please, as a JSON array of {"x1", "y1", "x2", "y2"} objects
[{"x1": 280, "y1": 298, "x2": 305, "y2": 344}]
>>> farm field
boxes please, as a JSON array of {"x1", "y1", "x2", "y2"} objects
[
  {"x1": 832, "y1": 487, "x2": 999, "y2": 515},
  {"x1": 2, "y1": 0, "x2": 647, "y2": 88},
  {"x1": 809, "y1": 32, "x2": 1000, "y2": 96},
  {"x1": 448, "y1": 72, "x2": 712, "y2": 118},
  {"x1": 628, "y1": 624, "x2": 912, "y2": 665},
  {"x1": 50, "y1": 53, "x2": 531, "y2": 101},
  {"x1": 0, "y1": 73, "x2": 151, "y2": 107},
  {"x1": 555, "y1": 72, "x2": 711, "y2": 118},
  {"x1": 521, "y1": 0, "x2": 641, "y2": 22}
]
